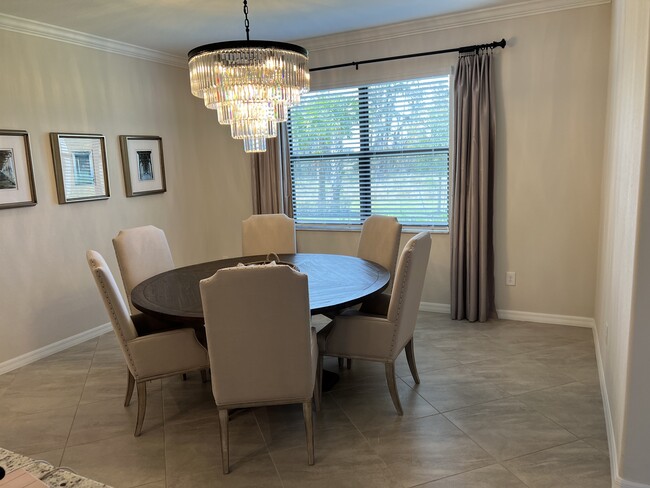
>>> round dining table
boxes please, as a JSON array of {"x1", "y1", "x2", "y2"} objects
[{"x1": 131, "y1": 253, "x2": 390, "y2": 324}]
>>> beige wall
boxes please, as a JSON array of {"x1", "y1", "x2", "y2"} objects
[
  {"x1": 0, "y1": 3, "x2": 611, "y2": 367},
  {"x1": 595, "y1": 0, "x2": 650, "y2": 484},
  {"x1": 297, "y1": 5, "x2": 610, "y2": 316},
  {"x1": 0, "y1": 30, "x2": 251, "y2": 365}
]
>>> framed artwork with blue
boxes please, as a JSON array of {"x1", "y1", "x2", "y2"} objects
[{"x1": 119, "y1": 135, "x2": 166, "y2": 197}]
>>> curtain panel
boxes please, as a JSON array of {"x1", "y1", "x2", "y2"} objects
[
  {"x1": 250, "y1": 124, "x2": 293, "y2": 216},
  {"x1": 450, "y1": 50, "x2": 497, "y2": 323}
]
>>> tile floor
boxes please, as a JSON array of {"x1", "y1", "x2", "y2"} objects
[{"x1": 0, "y1": 312, "x2": 611, "y2": 488}]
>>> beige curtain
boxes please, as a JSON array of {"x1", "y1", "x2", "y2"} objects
[
  {"x1": 250, "y1": 123, "x2": 293, "y2": 216},
  {"x1": 450, "y1": 50, "x2": 497, "y2": 323}
]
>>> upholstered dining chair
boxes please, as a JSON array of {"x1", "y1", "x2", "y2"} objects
[
  {"x1": 241, "y1": 213, "x2": 297, "y2": 256},
  {"x1": 357, "y1": 215, "x2": 402, "y2": 311},
  {"x1": 318, "y1": 231, "x2": 431, "y2": 415},
  {"x1": 112, "y1": 225, "x2": 175, "y2": 315},
  {"x1": 200, "y1": 263, "x2": 319, "y2": 474},
  {"x1": 337, "y1": 215, "x2": 402, "y2": 369},
  {"x1": 86, "y1": 250, "x2": 210, "y2": 436}
]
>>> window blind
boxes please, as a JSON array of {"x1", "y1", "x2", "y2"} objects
[{"x1": 287, "y1": 76, "x2": 450, "y2": 228}]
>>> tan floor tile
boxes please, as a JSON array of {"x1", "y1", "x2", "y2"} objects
[
  {"x1": 467, "y1": 355, "x2": 575, "y2": 395},
  {"x1": 444, "y1": 398, "x2": 577, "y2": 460},
  {"x1": 1, "y1": 317, "x2": 611, "y2": 488},
  {"x1": 69, "y1": 388, "x2": 163, "y2": 446},
  {"x1": 80, "y1": 368, "x2": 129, "y2": 405},
  {"x1": 504, "y1": 440, "x2": 611, "y2": 488},
  {"x1": 0, "y1": 380, "x2": 85, "y2": 415},
  {"x1": 525, "y1": 343, "x2": 601, "y2": 385},
  {"x1": 131, "y1": 482, "x2": 165, "y2": 488},
  {"x1": 364, "y1": 414, "x2": 495, "y2": 486},
  {"x1": 164, "y1": 409, "x2": 266, "y2": 476},
  {"x1": 325, "y1": 358, "x2": 393, "y2": 392},
  {"x1": 431, "y1": 337, "x2": 518, "y2": 365},
  {"x1": 255, "y1": 394, "x2": 354, "y2": 452},
  {"x1": 0, "y1": 405, "x2": 76, "y2": 455},
  {"x1": 161, "y1": 375, "x2": 217, "y2": 425},
  {"x1": 332, "y1": 378, "x2": 438, "y2": 432},
  {"x1": 404, "y1": 365, "x2": 509, "y2": 412},
  {"x1": 582, "y1": 435, "x2": 611, "y2": 454},
  {"x1": 418, "y1": 464, "x2": 527, "y2": 487},
  {"x1": 27, "y1": 449, "x2": 64, "y2": 468},
  {"x1": 271, "y1": 428, "x2": 401, "y2": 488},
  {"x1": 61, "y1": 429, "x2": 165, "y2": 488},
  {"x1": 166, "y1": 454, "x2": 282, "y2": 487},
  {"x1": 0, "y1": 370, "x2": 16, "y2": 394},
  {"x1": 394, "y1": 341, "x2": 460, "y2": 377},
  {"x1": 516, "y1": 382, "x2": 607, "y2": 440}
]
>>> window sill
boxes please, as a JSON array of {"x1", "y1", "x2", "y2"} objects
[{"x1": 296, "y1": 224, "x2": 449, "y2": 235}]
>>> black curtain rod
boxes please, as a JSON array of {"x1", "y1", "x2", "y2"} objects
[{"x1": 310, "y1": 38, "x2": 506, "y2": 72}]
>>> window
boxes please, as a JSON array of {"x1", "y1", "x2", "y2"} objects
[{"x1": 287, "y1": 75, "x2": 450, "y2": 228}]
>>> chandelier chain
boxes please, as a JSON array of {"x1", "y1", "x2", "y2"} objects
[{"x1": 243, "y1": 0, "x2": 250, "y2": 41}]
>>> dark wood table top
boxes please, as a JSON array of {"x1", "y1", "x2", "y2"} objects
[{"x1": 131, "y1": 253, "x2": 390, "y2": 324}]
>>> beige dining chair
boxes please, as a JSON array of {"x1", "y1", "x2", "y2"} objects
[
  {"x1": 241, "y1": 213, "x2": 297, "y2": 256},
  {"x1": 318, "y1": 231, "x2": 431, "y2": 415},
  {"x1": 200, "y1": 263, "x2": 319, "y2": 474},
  {"x1": 337, "y1": 215, "x2": 402, "y2": 369},
  {"x1": 86, "y1": 250, "x2": 210, "y2": 436},
  {"x1": 113, "y1": 225, "x2": 175, "y2": 315}
]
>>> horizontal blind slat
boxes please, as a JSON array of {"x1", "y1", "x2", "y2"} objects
[{"x1": 288, "y1": 75, "x2": 450, "y2": 227}]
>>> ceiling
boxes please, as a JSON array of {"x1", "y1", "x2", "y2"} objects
[{"x1": 0, "y1": 0, "x2": 526, "y2": 57}]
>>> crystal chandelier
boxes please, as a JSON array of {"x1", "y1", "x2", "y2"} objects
[{"x1": 188, "y1": 0, "x2": 310, "y2": 153}]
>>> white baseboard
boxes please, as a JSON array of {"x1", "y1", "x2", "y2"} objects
[
  {"x1": 419, "y1": 302, "x2": 451, "y2": 314},
  {"x1": 615, "y1": 477, "x2": 650, "y2": 488},
  {"x1": 496, "y1": 309, "x2": 595, "y2": 328},
  {"x1": 419, "y1": 302, "x2": 595, "y2": 328},
  {"x1": 593, "y1": 328, "x2": 650, "y2": 488},
  {"x1": 0, "y1": 323, "x2": 111, "y2": 375}
]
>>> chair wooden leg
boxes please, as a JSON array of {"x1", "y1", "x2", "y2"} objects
[
  {"x1": 218, "y1": 409, "x2": 230, "y2": 474},
  {"x1": 134, "y1": 382, "x2": 147, "y2": 436},
  {"x1": 314, "y1": 356, "x2": 323, "y2": 412},
  {"x1": 302, "y1": 402, "x2": 315, "y2": 466},
  {"x1": 182, "y1": 373, "x2": 188, "y2": 381},
  {"x1": 346, "y1": 358, "x2": 352, "y2": 370},
  {"x1": 200, "y1": 369, "x2": 209, "y2": 383},
  {"x1": 124, "y1": 370, "x2": 135, "y2": 407},
  {"x1": 338, "y1": 357, "x2": 344, "y2": 369},
  {"x1": 405, "y1": 338, "x2": 420, "y2": 384},
  {"x1": 384, "y1": 362, "x2": 403, "y2": 416}
]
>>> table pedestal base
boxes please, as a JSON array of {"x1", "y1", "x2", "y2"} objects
[{"x1": 322, "y1": 369, "x2": 339, "y2": 392}]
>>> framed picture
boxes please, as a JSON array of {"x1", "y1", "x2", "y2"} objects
[
  {"x1": 119, "y1": 135, "x2": 166, "y2": 197},
  {"x1": 50, "y1": 133, "x2": 109, "y2": 204},
  {"x1": 0, "y1": 130, "x2": 37, "y2": 209}
]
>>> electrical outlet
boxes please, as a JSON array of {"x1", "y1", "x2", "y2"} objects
[{"x1": 506, "y1": 271, "x2": 516, "y2": 286}]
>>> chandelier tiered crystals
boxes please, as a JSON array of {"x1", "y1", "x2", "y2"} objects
[{"x1": 188, "y1": 0, "x2": 310, "y2": 153}]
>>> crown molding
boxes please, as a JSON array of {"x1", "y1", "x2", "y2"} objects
[
  {"x1": 0, "y1": 12, "x2": 187, "y2": 68},
  {"x1": 300, "y1": 0, "x2": 611, "y2": 52},
  {"x1": 0, "y1": 0, "x2": 610, "y2": 67}
]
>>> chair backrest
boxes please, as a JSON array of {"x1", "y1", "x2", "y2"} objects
[
  {"x1": 386, "y1": 232, "x2": 431, "y2": 355},
  {"x1": 357, "y1": 215, "x2": 402, "y2": 283},
  {"x1": 86, "y1": 250, "x2": 139, "y2": 372},
  {"x1": 113, "y1": 225, "x2": 175, "y2": 313},
  {"x1": 241, "y1": 214, "x2": 296, "y2": 256},
  {"x1": 200, "y1": 264, "x2": 314, "y2": 407}
]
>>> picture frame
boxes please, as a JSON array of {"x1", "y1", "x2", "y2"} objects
[
  {"x1": 50, "y1": 133, "x2": 109, "y2": 204},
  {"x1": 0, "y1": 130, "x2": 37, "y2": 209},
  {"x1": 119, "y1": 135, "x2": 166, "y2": 197}
]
